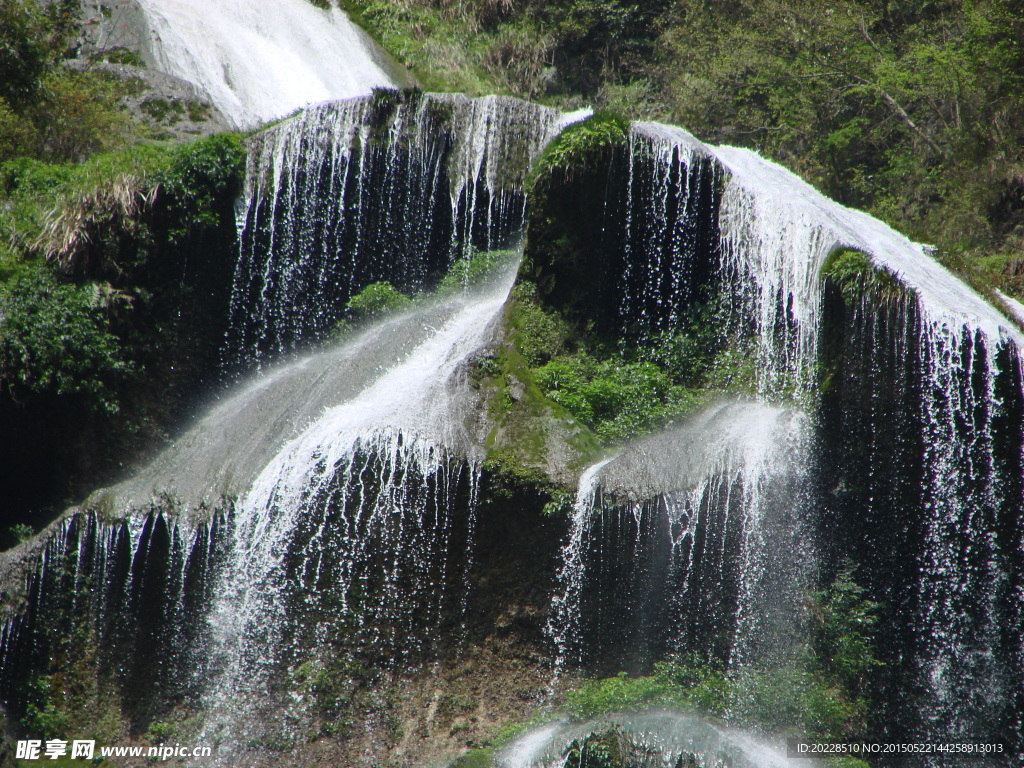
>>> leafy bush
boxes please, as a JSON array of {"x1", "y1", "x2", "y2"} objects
[
  {"x1": 5, "y1": 134, "x2": 244, "y2": 273},
  {"x1": 565, "y1": 656, "x2": 734, "y2": 719},
  {"x1": 0, "y1": 268, "x2": 133, "y2": 412},
  {"x1": 535, "y1": 355, "x2": 702, "y2": 443},
  {"x1": 809, "y1": 563, "x2": 883, "y2": 695},
  {"x1": 158, "y1": 133, "x2": 246, "y2": 239},
  {"x1": 0, "y1": 0, "x2": 140, "y2": 164},
  {"x1": 28, "y1": 70, "x2": 138, "y2": 162},
  {"x1": 345, "y1": 281, "x2": 411, "y2": 320},
  {"x1": 342, "y1": 0, "x2": 668, "y2": 99},
  {"x1": 0, "y1": 98, "x2": 39, "y2": 163},
  {"x1": 0, "y1": 0, "x2": 53, "y2": 109},
  {"x1": 731, "y1": 564, "x2": 881, "y2": 745},
  {"x1": 23, "y1": 675, "x2": 69, "y2": 738}
]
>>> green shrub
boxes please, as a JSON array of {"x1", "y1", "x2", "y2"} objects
[
  {"x1": 566, "y1": 569, "x2": 880, "y2": 757},
  {"x1": 0, "y1": 0, "x2": 51, "y2": 109},
  {"x1": 732, "y1": 564, "x2": 881, "y2": 744},
  {"x1": 0, "y1": 98, "x2": 39, "y2": 163},
  {"x1": 0, "y1": 267, "x2": 133, "y2": 412},
  {"x1": 534, "y1": 355, "x2": 702, "y2": 443},
  {"x1": 139, "y1": 96, "x2": 185, "y2": 124},
  {"x1": 27, "y1": 69, "x2": 138, "y2": 162},
  {"x1": 90, "y1": 47, "x2": 146, "y2": 68},
  {"x1": 158, "y1": 133, "x2": 246, "y2": 239},
  {"x1": 345, "y1": 281, "x2": 411, "y2": 320},
  {"x1": 810, "y1": 562, "x2": 883, "y2": 695},
  {"x1": 23, "y1": 675, "x2": 69, "y2": 738},
  {"x1": 565, "y1": 655, "x2": 735, "y2": 719}
]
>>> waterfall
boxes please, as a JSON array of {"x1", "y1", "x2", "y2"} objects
[
  {"x1": 545, "y1": 121, "x2": 1024, "y2": 763},
  {"x1": 2, "y1": 32, "x2": 1024, "y2": 759},
  {"x1": 499, "y1": 713, "x2": 798, "y2": 768},
  {"x1": 551, "y1": 403, "x2": 813, "y2": 675},
  {"x1": 0, "y1": 510, "x2": 224, "y2": 724},
  {"x1": 90, "y1": 290, "x2": 496, "y2": 515},
  {"x1": 228, "y1": 93, "x2": 580, "y2": 368},
  {"x1": 201, "y1": 267, "x2": 515, "y2": 745},
  {"x1": 134, "y1": 0, "x2": 404, "y2": 129}
]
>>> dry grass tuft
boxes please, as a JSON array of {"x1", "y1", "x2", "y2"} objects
[{"x1": 37, "y1": 173, "x2": 158, "y2": 273}]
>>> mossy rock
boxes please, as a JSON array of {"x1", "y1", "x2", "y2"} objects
[
  {"x1": 480, "y1": 333, "x2": 600, "y2": 485},
  {"x1": 529, "y1": 111, "x2": 630, "y2": 186},
  {"x1": 820, "y1": 247, "x2": 910, "y2": 304},
  {"x1": 523, "y1": 114, "x2": 720, "y2": 342}
]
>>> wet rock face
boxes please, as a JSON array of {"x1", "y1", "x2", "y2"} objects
[
  {"x1": 76, "y1": 0, "x2": 151, "y2": 56},
  {"x1": 524, "y1": 123, "x2": 721, "y2": 343},
  {"x1": 70, "y1": 0, "x2": 232, "y2": 140}
]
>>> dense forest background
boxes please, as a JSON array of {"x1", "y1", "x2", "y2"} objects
[{"x1": 1, "y1": 0, "x2": 1023, "y2": 538}]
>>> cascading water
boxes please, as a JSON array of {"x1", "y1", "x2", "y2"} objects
[
  {"x1": 2, "y1": 21, "x2": 1023, "y2": 761},
  {"x1": 228, "y1": 93, "x2": 580, "y2": 368},
  {"x1": 710, "y1": 142, "x2": 1024, "y2": 760},
  {"x1": 201, "y1": 267, "x2": 517, "y2": 747},
  {"x1": 551, "y1": 403, "x2": 813, "y2": 676},
  {"x1": 0, "y1": 510, "x2": 224, "y2": 726},
  {"x1": 134, "y1": 0, "x2": 406, "y2": 129},
  {"x1": 542, "y1": 121, "x2": 1024, "y2": 765},
  {"x1": 0, "y1": 92, "x2": 584, "y2": 760}
]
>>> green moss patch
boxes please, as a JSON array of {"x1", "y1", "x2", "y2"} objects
[
  {"x1": 820, "y1": 247, "x2": 909, "y2": 304},
  {"x1": 504, "y1": 279, "x2": 755, "y2": 447},
  {"x1": 528, "y1": 111, "x2": 629, "y2": 187}
]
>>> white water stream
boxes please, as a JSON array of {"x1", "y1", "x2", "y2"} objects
[
  {"x1": 136, "y1": 0, "x2": 402, "y2": 128},
  {"x1": 551, "y1": 403, "x2": 812, "y2": 674},
  {"x1": 499, "y1": 712, "x2": 800, "y2": 768},
  {"x1": 200, "y1": 265, "x2": 517, "y2": 745}
]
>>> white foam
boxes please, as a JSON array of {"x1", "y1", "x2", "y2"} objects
[{"x1": 137, "y1": 0, "x2": 399, "y2": 128}]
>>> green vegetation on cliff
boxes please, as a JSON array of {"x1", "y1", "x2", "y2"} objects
[
  {"x1": 0, "y1": 0, "x2": 143, "y2": 164},
  {"x1": 0, "y1": 133, "x2": 245, "y2": 527}
]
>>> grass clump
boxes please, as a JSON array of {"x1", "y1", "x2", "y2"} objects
[
  {"x1": 566, "y1": 655, "x2": 734, "y2": 719},
  {"x1": 2, "y1": 133, "x2": 245, "y2": 274}
]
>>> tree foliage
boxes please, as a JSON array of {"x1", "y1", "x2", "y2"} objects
[
  {"x1": 655, "y1": 0, "x2": 1024, "y2": 254},
  {"x1": 0, "y1": 268, "x2": 133, "y2": 412},
  {"x1": 0, "y1": 0, "x2": 139, "y2": 164}
]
